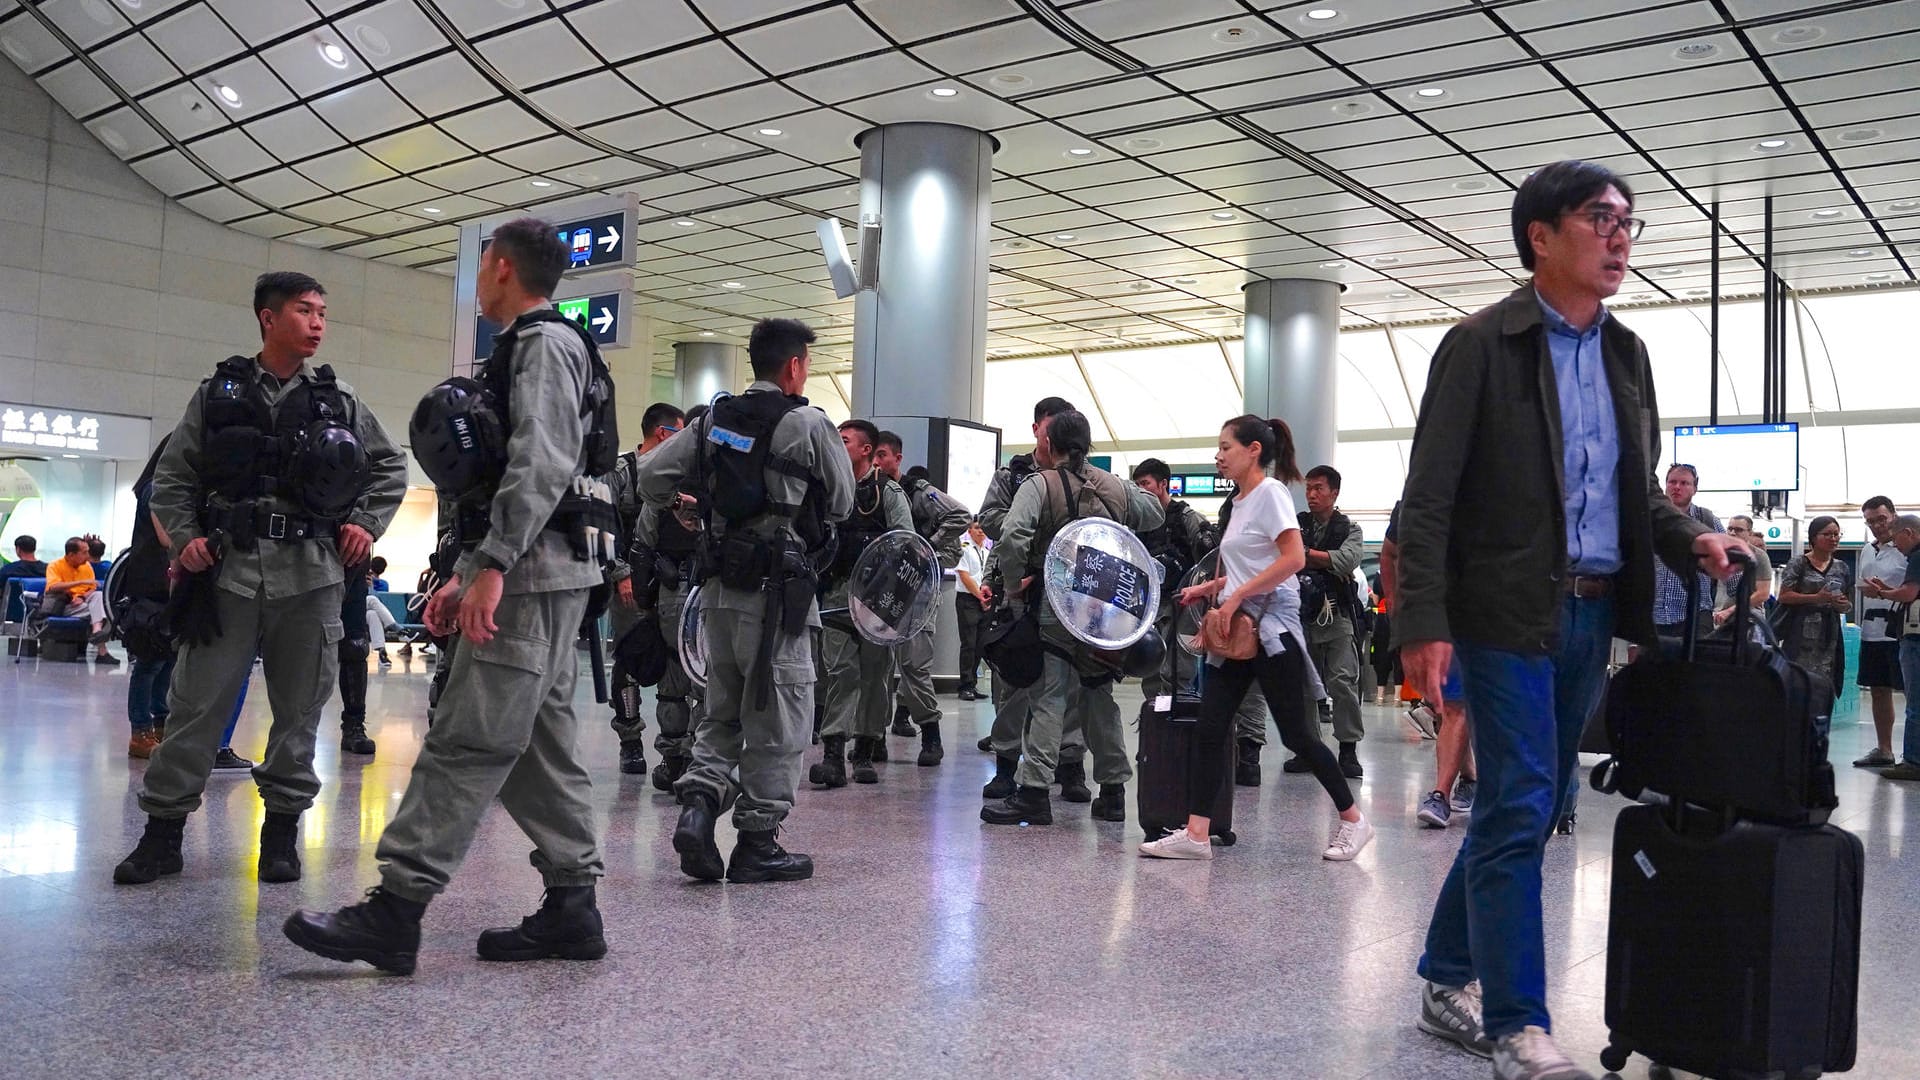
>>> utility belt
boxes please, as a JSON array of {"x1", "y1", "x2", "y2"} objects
[
  {"x1": 202, "y1": 501, "x2": 338, "y2": 552},
  {"x1": 705, "y1": 528, "x2": 820, "y2": 709},
  {"x1": 452, "y1": 477, "x2": 619, "y2": 567}
]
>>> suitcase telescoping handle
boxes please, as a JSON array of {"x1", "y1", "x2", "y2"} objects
[{"x1": 1680, "y1": 545, "x2": 1755, "y2": 661}]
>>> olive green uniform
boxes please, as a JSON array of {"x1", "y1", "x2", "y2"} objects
[
  {"x1": 978, "y1": 460, "x2": 1085, "y2": 765},
  {"x1": 606, "y1": 449, "x2": 645, "y2": 744},
  {"x1": 140, "y1": 360, "x2": 405, "y2": 821},
  {"x1": 821, "y1": 473, "x2": 913, "y2": 742},
  {"x1": 374, "y1": 306, "x2": 609, "y2": 901},
  {"x1": 891, "y1": 476, "x2": 970, "y2": 726},
  {"x1": 634, "y1": 382, "x2": 855, "y2": 831}
]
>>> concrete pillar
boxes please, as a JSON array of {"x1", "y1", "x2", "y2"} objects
[
  {"x1": 1242, "y1": 278, "x2": 1341, "y2": 477},
  {"x1": 675, "y1": 340, "x2": 743, "y2": 409},
  {"x1": 849, "y1": 122, "x2": 994, "y2": 466}
]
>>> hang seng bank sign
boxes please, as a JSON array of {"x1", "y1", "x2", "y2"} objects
[{"x1": 0, "y1": 403, "x2": 151, "y2": 459}]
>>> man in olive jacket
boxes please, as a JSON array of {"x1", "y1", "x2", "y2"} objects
[{"x1": 1394, "y1": 160, "x2": 1743, "y2": 1080}]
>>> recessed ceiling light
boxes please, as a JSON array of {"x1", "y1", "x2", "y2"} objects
[
  {"x1": 1672, "y1": 42, "x2": 1719, "y2": 61},
  {"x1": 94, "y1": 125, "x2": 128, "y2": 152},
  {"x1": 1388, "y1": 291, "x2": 1410, "y2": 299},
  {"x1": 353, "y1": 24, "x2": 392, "y2": 57},
  {"x1": 1123, "y1": 136, "x2": 1163, "y2": 151},
  {"x1": 1174, "y1": 277, "x2": 1197, "y2": 285},
  {"x1": 1128, "y1": 282, "x2": 1155, "y2": 292},
  {"x1": 1373, "y1": 256, "x2": 1400, "y2": 266},
  {"x1": 989, "y1": 72, "x2": 1031, "y2": 90},
  {"x1": 1429, "y1": 310, "x2": 1451, "y2": 317},
  {"x1": 721, "y1": 281, "x2": 745, "y2": 289},
  {"x1": 1891, "y1": 200, "x2": 1919, "y2": 212},
  {"x1": 1053, "y1": 233, "x2": 1076, "y2": 241},
  {"x1": 1212, "y1": 26, "x2": 1259, "y2": 44},
  {"x1": 699, "y1": 331, "x2": 715, "y2": 337},
  {"x1": 1005, "y1": 240, "x2": 1030, "y2": 250},
  {"x1": 1306, "y1": 8, "x2": 1340, "y2": 20},
  {"x1": 1811, "y1": 209, "x2": 1843, "y2": 219},
  {"x1": 1754, "y1": 138, "x2": 1790, "y2": 151},
  {"x1": 928, "y1": 86, "x2": 959, "y2": 98},
  {"x1": 1413, "y1": 86, "x2": 1448, "y2": 99},
  {"x1": 214, "y1": 83, "x2": 241, "y2": 107},
  {"x1": 1865, "y1": 273, "x2": 1893, "y2": 282},
  {"x1": 1319, "y1": 261, "x2": 1343, "y2": 269},
  {"x1": 1065, "y1": 147, "x2": 1095, "y2": 157},
  {"x1": 756, "y1": 127, "x2": 783, "y2": 137},
  {"x1": 1845, "y1": 248, "x2": 1873, "y2": 258},
  {"x1": 1452, "y1": 179, "x2": 1490, "y2": 192},
  {"x1": 1331, "y1": 100, "x2": 1373, "y2": 118},
  {"x1": 1209, "y1": 210, "x2": 1237, "y2": 221},
  {"x1": 318, "y1": 41, "x2": 349, "y2": 68},
  {"x1": 420, "y1": 206, "x2": 442, "y2": 215},
  {"x1": 528, "y1": 179, "x2": 552, "y2": 188},
  {"x1": 1772, "y1": 25, "x2": 1823, "y2": 45},
  {"x1": 1655, "y1": 266, "x2": 1684, "y2": 275},
  {"x1": 1837, "y1": 127, "x2": 1882, "y2": 143},
  {"x1": 1686, "y1": 289, "x2": 1710, "y2": 296},
  {"x1": 673, "y1": 218, "x2": 697, "y2": 228}
]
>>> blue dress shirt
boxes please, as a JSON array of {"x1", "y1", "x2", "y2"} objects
[{"x1": 1537, "y1": 292, "x2": 1622, "y2": 575}]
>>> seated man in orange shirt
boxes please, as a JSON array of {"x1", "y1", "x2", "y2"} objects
[{"x1": 41, "y1": 536, "x2": 116, "y2": 664}]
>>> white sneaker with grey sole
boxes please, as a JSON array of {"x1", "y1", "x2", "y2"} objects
[
  {"x1": 1491, "y1": 1026, "x2": 1595, "y2": 1080},
  {"x1": 1322, "y1": 812, "x2": 1374, "y2": 861},
  {"x1": 1138, "y1": 829, "x2": 1213, "y2": 860}
]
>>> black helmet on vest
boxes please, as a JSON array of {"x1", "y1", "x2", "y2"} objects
[
  {"x1": 410, "y1": 376, "x2": 507, "y2": 503},
  {"x1": 288, "y1": 419, "x2": 370, "y2": 518},
  {"x1": 1120, "y1": 625, "x2": 1168, "y2": 679}
]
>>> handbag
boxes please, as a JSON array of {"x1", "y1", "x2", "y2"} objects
[{"x1": 1193, "y1": 605, "x2": 1257, "y2": 661}]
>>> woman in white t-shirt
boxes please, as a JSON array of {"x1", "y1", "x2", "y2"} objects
[{"x1": 1139, "y1": 415, "x2": 1373, "y2": 862}]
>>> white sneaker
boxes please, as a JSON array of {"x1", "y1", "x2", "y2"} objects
[
  {"x1": 1138, "y1": 828, "x2": 1213, "y2": 860},
  {"x1": 1405, "y1": 703, "x2": 1439, "y2": 739},
  {"x1": 1491, "y1": 1026, "x2": 1594, "y2": 1080},
  {"x1": 1323, "y1": 812, "x2": 1374, "y2": 861}
]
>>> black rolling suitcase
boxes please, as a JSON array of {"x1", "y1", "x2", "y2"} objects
[
  {"x1": 1595, "y1": 553, "x2": 1836, "y2": 825},
  {"x1": 1599, "y1": 801, "x2": 1862, "y2": 1079},
  {"x1": 1135, "y1": 687, "x2": 1235, "y2": 846}
]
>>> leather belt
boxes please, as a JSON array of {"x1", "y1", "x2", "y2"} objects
[
  {"x1": 252, "y1": 507, "x2": 337, "y2": 542},
  {"x1": 1565, "y1": 574, "x2": 1614, "y2": 599}
]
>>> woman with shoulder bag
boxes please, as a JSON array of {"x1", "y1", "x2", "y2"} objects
[
  {"x1": 1140, "y1": 415, "x2": 1371, "y2": 862},
  {"x1": 1775, "y1": 515, "x2": 1851, "y2": 699}
]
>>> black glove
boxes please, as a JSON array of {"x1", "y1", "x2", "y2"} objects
[{"x1": 166, "y1": 566, "x2": 225, "y2": 648}]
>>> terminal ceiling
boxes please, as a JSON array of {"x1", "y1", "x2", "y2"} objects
[{"x1": 2, "y1": 0, "x2": 1915, "y2": 374}]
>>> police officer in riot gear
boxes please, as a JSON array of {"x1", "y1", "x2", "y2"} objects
[
  {"x1": 635, "y1": 317, "x2": 853, "y2": 883},
  {"x1": 608, "y1": 402, "x2": 687, "y2": 775},
  {"x1": 1131, "y1": 457, "x2": 1219, "y2": 702},
  {"x1": 873, "y1": 436, "x2": 970, "y2": 766},
  {"x1": 812, "y1": 420, "x2": 913, "y2": 788},
  {"x1": 285, "y1": 218, "x2": 620, "y2": 974},
  {"x1": 622, "y1": 404, "x2": 705, "y2": 791},
  {"x1": 977, "y1": 396, "x2": 1092, "y2": 804},
  {"x1": 982, "y1": 409, "x2": 1163, "y2": 827},
  {"x1": 113, "y1": 271, "x2": 407, "y2": 887}
]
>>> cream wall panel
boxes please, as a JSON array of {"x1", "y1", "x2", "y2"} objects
[
  {"x1": 40, "y1": 229, "x2": 164, "y2": 291},
  {"x1": 35, "y1": 315, "x2": 158, "y2": 374},
  {"x1": 33, "y1": 357, "x2": 154, "y2": 416}
]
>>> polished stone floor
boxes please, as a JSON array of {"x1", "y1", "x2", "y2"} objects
[{"x1": 1, "y1": 649, "x2": 1914, "y2": 1080}]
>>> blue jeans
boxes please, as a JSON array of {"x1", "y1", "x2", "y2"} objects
[
  {"x1": 1901, "y1": 638, "x2": 1920, "y2": 765},
  {"x1": 1417, "y1": 595, "x2": 1614, "y2": 1038},
  {"x1": 128, "y1": 657, "x2": 176, "y2": 732}
]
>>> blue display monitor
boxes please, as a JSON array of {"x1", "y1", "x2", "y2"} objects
[{"x1": 1671, "y1": 423, "x2": 1799, "y2": 492}]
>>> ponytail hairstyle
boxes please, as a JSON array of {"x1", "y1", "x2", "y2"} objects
[
  {"x1": 1046, "y1": 408, "x2": 1093, "y2": 468},
  {"x1": 1223, "y1": 414, "x2": 1303, "y2": 485}
]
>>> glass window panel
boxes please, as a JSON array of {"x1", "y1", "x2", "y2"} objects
[
  {"x1": 1336, "y1": 329, "x2": 1415, "y2": 431},
  {"x1": 804, "y1": 375, "x2": 849, "y2": 423},
  {"x1": 1796, "y1": 292, "x2": 1920, "y2": 415},
  {"x1": 983, "y1": 356, "x2": 1108, "y2": 444},
  {"x1": 1079, "y1": 344, "x2": 1238, "y2": 443},
  {"x1": 1390, "y1": 324, "x2": 1449, "y2": 415},
  {"x1": 1332, "y1": 439, "x2": 1410, "y2": 514}
]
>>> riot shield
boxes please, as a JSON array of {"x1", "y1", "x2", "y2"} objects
[
  {"x1": 1042, "y1": 517, "x2": 1163, "y2": 651},
  {"x1": 1175, "y1": 550, "x2": 1219, "y2": 657},
  {"x1": 679, "y1": 583, "x2": 709, "y2": 689},
  {"x1": 844, "y1": 528, "x2": 941, "y2": 646}
]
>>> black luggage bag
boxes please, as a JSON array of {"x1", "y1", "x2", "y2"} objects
[
  {"x1": 1595, "y1": 552, "x2": 1836, "y2": 825},
  {"x1": 1599, "y1": 801, "x2": 1862, "y2": 1079},
  {"x1": 1135, "y1": 692, "x2": 1235, "y2": 845}
]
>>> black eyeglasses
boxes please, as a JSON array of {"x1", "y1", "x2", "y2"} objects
[{"x1": 1570, "y1": 209, "x2": 1645, "y2": 240}]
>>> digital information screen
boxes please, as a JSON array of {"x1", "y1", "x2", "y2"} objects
[
  {"x1": 1672, "y1": 423, "x2": 1800, "y2": 492},
  {"x1": 944, "y1": 422, "x2": 1000, "y2": 515},
  {"x1": 1167, "y1": 473, "x2": 1220, "y2": 498}
]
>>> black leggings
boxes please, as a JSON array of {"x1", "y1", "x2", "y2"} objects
[{"x1": 1191, "y1": 632, "x2": 1355, "y2": 816}]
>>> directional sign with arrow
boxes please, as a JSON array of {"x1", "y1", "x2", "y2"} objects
[
  {"x1": 554, "y1": 210, "x2": 628, "y2": 272},
  {"x1": 473, "y1": 291, "x2": 629, "y2": 361}
]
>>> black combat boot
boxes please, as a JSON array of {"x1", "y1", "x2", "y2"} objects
[
  {"x1": 651, "y1": 753, "x2": 691, "y2": 793},
  {"x1": 476, "y1": 885, "x2": 608, "y2": 962},
  {"x1": 112, "y1": 814, "x2": 185, "y2": 885},
  {"x1": 981, "y1": 784, "x2": 1053, "y2": 826},
  {"x1": 1235, "y1": 738, "x2": 1262, "y2": 787},
  {"x1": 916, "y1": 721, "x2": 944, "y2": 766},
  {"x1": 809, "y1": 734, "x2": 847, "y2": 789},
  {"x1": 982, "y1": 754, "x2": 1019, "y2": 800},
  {"x1": 1339, "y1": 741, "x2": 1364, "y2": 779},
  {"x1": 259, "y1": 811, "x2": 302, "y2": 883},
  {"x1": 341, "y1": 723, "x2": 376, "y2": 756},
  {"x1": 870, "y1": 731, "x2": 890, "y2": 763},
  {"x1": 619, "y1": 739, "x2": 648, "y2": 775},
  {"x1": 727, "y1": 828, "x2": 814, "y2": 883},
  {"x1": 672, "y1": 791, "x2": 725, "y2": 882},
  {"x1": 891, "y1": 704, "x2": 917, "y2": 738},
  {"x1": 284, "y1": 886, "x2": 427, "y2": 975},
  {"x1": 850, "y1": 736, "x2": 879, "y2": 784},
  {"x1": 976, "y1": 734, "x2": 993, "y2": 753},
  {"x1": 1090, "y1": 783, "x2": 1127, "y2": 822},
  {"x1": 1056, "y1": 759, "x2": 1092, "y2": 803}
]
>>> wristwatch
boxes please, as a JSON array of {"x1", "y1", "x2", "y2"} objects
[{"x1": 473, "y1": 552, "x2": 509, "y2": 576}]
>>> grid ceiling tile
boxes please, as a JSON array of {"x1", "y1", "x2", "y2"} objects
[
  {"x1": 729, "y1": 6, "x2": 890, "y2": 76},
  {"x1": 785, "y1": 50, "x2": 937, "y2": 104},
  {"x1": 37, "y1": 58, "x2": 119, "y2": 117},
  {"x1": 296, "y1": 146, "x2": 401, "y2": 190},
  {"x1": 241, "y1": 107, "x2": 343, "y2": 161},
  {"x1": 91, "y1": 31, "x2": 177, "y2": 96},
  {"x1": 38, "y1": 0, "x2": 130, "y2": 50},
  {"x1": 1191, "y1": 66, "x2": 1365, "y2": 114},
  {"x1": 909, "y1": 20, "x2": 1074, "y2": 73},
  {"x1": 526, "y1": 69, "x2": 652, "y2": 127},
  {"x1": 563, "y1": 0, "x2": 711, "y2": 62},
  {"x1": 190, "y1": 127, "x2": 279, "y2": 177},
  {"x1": 204, "y1": 0, "x2": 316, "y2": 47},
  {"x1": 177, "y1": 186, "x2": 266, "y2": 223},
  {"x1": 138, "y1": 83, "x2": 232, "y2": 141},
  {"x1": 676, "y1": 80, "x2": 812, "y2": 130},
  {"x1": 258, "y1": 35, "x2": 361, "y2": 99},
  {"x1": 384, "y1": 54, "x2": 502, "y2": 118},
  {"x1": 236, "y1": 168, "x2": 332, "y2": 206},
  {"x1": 311, "y1": 80, "x2": 423, "y2": 142},
  {"x1": 128, "y1": 150, "x2": 212, "y2": 196},
  {"x1": 481, "y1": 17, "x2": 606, "y2": 89},
  {"x1": 332, "y1": 1, "x2": 449, "y2": 72},
  {"x1": 856, "y1": 0, "x2": 1021, "y2": 41},
  {"x1": 620, "y1": 40, "x2": 763, "y2": 102},
  {"x1": 434, "y1": 0, "x2": 546, "y2": 38},
  {"x1": 434, "y1": 100, "x2": 551, "y2": 152},
  {"x1": 143, "y1": 3, "x2": 250, "y2": 75}
]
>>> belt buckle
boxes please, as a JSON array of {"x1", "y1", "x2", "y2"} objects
[{"x1": 267, "y1": 513, "x2": 288, "y2": 540}]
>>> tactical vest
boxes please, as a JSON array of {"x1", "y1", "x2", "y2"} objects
[
  {"x1": 829, "y1": 472, "x2": 894, "y2": 579},
  {"x1": 194, "y1": 355, "x2": 365, "y2": 541},
  {"x1": 1297, "y1": 509, "x2": 1360, "y2": 621},
  {"x1": 1028, "y1": 463, "x2": 1128, "y2": 575},
  {"x1": 697, "y1": 389, "x2": 826, "y2": 550}
]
